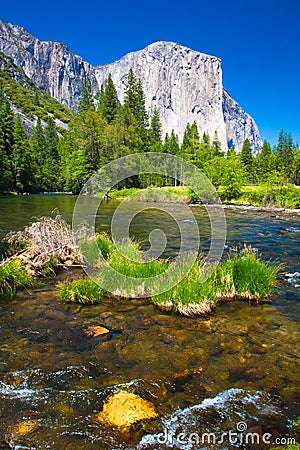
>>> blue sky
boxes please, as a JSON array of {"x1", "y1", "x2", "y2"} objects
[{"x1": 1, "y1": 0, "x2": 299, "y2": 146}]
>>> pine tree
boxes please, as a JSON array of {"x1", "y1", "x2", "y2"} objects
[
  {"x1": 181, "y1": 121, "x2": 201, "y2": 164},
  {"x1": 164, "y1": 130, "x2": 180, "y2": 185},
  {"x1": 164, "y1": 130, "x2": 179, "y2": 155},
  {"x1": 100, "y1": 74, "x2": 120, "y2": 124},
  {"x1": 149, "y1": 106, "x2": 162, "y2": 145},
  {"x1": 136, "y1": 79, "x2": 148, "y2": 127},
  {"x1": 124, "y1": 69, "x2": 148, "y2": 127},
  {"x1": 221, "y1": 150, "x2": 245, "y2": 199},
  {"x1": 45, "y1": 117, "x2": 59, "y2": 160},
  {"x1": 59, "y1": 129, "x2": 90, "y2": 193},
  {"x1": 78, "y1": 74, "x2": 94, "y2": 112},
  {"x1": 275, "y1": 130, "x2": 294, "y2": 181},
  {"x1": 30, "y1": 117, "x2": 46, "y2": 190},
  {"x1": 292, "y1": 146, "x2": 300, "y2": 185},
  {"x1": 181, "y1": 123, "x2": 191, "y2": 153},
  {"x1": 0, "y1": 124, "x2": 12, "y2": 191},
  {"x1": 212, "y1": 131, "x2": 222, "y2": 156},
  {"x1": 11, "y1": 116, "x2": 34, "y2": 192},
  {"x1": 240, "y1": 138, "x2": 254, "y2": 182},
  {"x1": 0, "y1": 88, "x2": 14, "y2": 156},
  {"x1": 256, "y1": 140, "x2": 272, "y2": 181},
  {"x1": 196, "y1": 130, "x2": 214, "y2": 167}
]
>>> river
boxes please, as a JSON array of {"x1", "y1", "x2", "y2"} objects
[{"x1": 0, "y1": 194, "x2": 299, "y2": 449}]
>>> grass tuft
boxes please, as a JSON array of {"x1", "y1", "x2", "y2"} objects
[
  {"x1": 152, "y1": 260, "x2": 217, "y2": 317},
  {"x1": 57, "y1": 278, "x2": 104, "y2": 304},
  {"x1": 41, "y1": 255, "x2": 59, "y2": 276},
  {"x1": 79, "y1": 233, "x2": 113, "y2": 265},
  {"x1": 219, "y1": 246, "x2": 280, "y2": 301},
  {"x1": 0, "y1": 261, "x2": 33, "y2": 299},
  {"x1": 105, "y1": 239, "x2": 169, "y2": 297}
]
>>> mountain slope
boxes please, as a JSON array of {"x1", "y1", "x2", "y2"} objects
[{"x1": 0, "y1": 52, "x2": 73, "y2": 134}]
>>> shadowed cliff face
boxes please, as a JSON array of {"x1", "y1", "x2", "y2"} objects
[
  {"x1": 0, "y1": 19, "x2": 262, "y2": 152},
  {"x1": 222, "y1": 89, "x2": 262, "y2": 153},
  {"x1": 0, "y1": 19, "x2": 97, "y2": 109}
]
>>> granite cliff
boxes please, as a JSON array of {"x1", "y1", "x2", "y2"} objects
[
  {"x1": 0, "y1": 19, "x2": 96, "y2": 109},
  {"x1": 0, "y1": 19, "x2": 261, "y2": 152}
]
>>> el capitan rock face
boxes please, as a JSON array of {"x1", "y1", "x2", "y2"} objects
[
  {"x1": 95, "y1": 41, "x2": 228, "y2": 150},
  {"x1": 0, "y1": 19, "x2": 261, "y2": 152}
]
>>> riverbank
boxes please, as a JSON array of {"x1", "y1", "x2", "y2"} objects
[{"x1": 111, "y1": 185, "x2": 300, "y2": 213}]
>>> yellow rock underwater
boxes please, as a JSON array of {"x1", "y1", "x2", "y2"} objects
[{"x1": 95, "y1": 390, "x2": 158, "y2": 428}]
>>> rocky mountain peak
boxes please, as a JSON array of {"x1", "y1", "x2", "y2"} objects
[{"x1": 0, "y1": 19, "x2": 262, "y2": 152}]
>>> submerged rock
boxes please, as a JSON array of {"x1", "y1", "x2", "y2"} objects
[
  {"x1": 95, "y1": 390, "x2": 158, "y2": 428},
  {"x1": 229, "y1": 366, "x2": 266, "y2": 382},
  {"x1": 6, "y1": 420, "x2": 37, "y2": 441},
  {"x1": 83, "y1": 325, "x2": 110, "y2": 337}
]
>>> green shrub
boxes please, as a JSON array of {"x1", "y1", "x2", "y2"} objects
[
  {"x1": 57, "y1": 278, "x2": 104, "y2": 304},
  {"x1": 96, "y1": 234, "x2": 113, "y2": 259},
  {"x1": 129, "y1": 187, "x2": 190, "y2": 203},
  {"x1": 0, "y1": 261, "x2": 33, "y2": 298},
  {"x1": 275, "y1": 185, "x2": 300, "y2": 208}
]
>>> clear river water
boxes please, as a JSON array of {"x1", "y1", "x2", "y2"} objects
[{"x1": 0, "y1": 194, "x2": 299, "y2": 449}]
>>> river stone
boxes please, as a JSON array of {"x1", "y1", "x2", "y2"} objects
[
  {"x1": 6, "y1": 420, "x2": 37, "y2": 440},
  {"x1": 83, "y1": 325, "x2": 110, "y2": 337},
  {"x1": 229, "y1": 366, "x2": 266, "y2": 382},
  {"x1": 94, "y1": 390, "x2": 157, "y2": 428}
]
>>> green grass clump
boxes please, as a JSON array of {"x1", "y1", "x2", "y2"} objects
[
  {"x1": 0, "y1": 260, "x2": 33, "y2": 298},
  {"x1": 152, "y1": 260, "x2": 217, "y2": 316},
  {"x1": 57, "y1": 278, "x2": 104, "y2": 304},
  {"x1": 105, "y1": 239, "x2": 169, "y2": 297},
  {"x1": 152, "y1": 246, "x2": 280, "y2": 316},
  {"x1": 220, "y1": 247, "x2": 280, "y2": 300},
  {"x1": 56, "y1": 239, "x2": 280, "y2": 316},
  {"x1": 78, "y1": 234, "x2": 113, "y2": 265},
  {"x1": 96, "y1": 234, "x2": 114, "y2": 259}
]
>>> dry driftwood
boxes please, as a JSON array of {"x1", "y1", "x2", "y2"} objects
[{"x1": 1, "y1": 212, "x2": 84, "y2": 271}]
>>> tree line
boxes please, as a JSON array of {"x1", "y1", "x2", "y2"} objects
[{"x1": 0, "y1": 70, "x2": 299, "y2": 196}]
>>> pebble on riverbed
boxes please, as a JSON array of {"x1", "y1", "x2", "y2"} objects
[
  {"x1": 83, "y1": 325, "x2": 110, "y2": 337},
  {"x1": 94, "y1": 390, "x2": 158, "y2": 428},
  {"x1": 6, "y1": 420, "x2": 37, "y2": 442}
]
